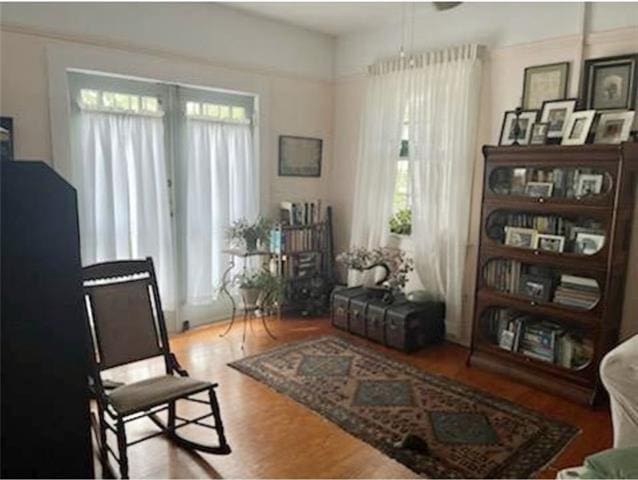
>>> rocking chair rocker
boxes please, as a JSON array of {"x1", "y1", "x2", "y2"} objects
[{"x1": 83, "y1": 258, "x2": 231, "y2": 479}]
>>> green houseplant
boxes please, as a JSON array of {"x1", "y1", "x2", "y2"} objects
[
  {"x1": 226, "y1": 217, "x2": 272, "y2": 251},
  {"x1": 234, "y1": 269, "x2": 284, "y2": 312}
]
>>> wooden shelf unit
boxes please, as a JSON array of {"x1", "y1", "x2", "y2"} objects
[{"x1": 469, "y1": 143, "x2": 638, "y2": 405}]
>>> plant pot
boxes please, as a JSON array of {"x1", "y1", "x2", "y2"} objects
[
  {"x1": 239, "y1": 287, "x2": 261, "y2": 308},
  {"x1": 244, "y1": 237, "x2": 258, "y2": 252}
]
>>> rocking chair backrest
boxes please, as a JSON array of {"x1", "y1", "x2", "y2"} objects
[{"x1": 83, "y1": 258, "x2": 171, "y2": 371}]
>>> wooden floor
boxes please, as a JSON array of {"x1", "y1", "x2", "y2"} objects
[{"x1": 99, "y1": 315, "x2": 612, "y2": 479}]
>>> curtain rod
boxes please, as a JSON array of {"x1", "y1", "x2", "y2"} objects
[{"x1": 368, "y1": 44, "x2": 485, "y2": 76}]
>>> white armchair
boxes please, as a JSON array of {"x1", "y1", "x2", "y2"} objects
[{"x1": 600, "y1": 333, "x2": 638, "y2": 448}]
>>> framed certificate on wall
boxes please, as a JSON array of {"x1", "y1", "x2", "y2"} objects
[{"x1": 278, "y1": 135, "x2": 322, "y2": 177}]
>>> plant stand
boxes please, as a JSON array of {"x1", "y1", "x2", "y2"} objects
[{"x1": 219, "y1": 248, "x2": 278, "y2": 349}]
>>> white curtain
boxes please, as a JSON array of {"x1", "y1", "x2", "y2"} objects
[
  {"x1": 75, "y1": 111, "x2": 176, "y2": 308},
  {"x1": 350, "y1": 45, "x2": 482, "y2": 342},
  {"x1": 184, "y1": 120, "x2": 258, "y2": 305},
  {"x1": 408, "y1": 45, "x2": 482, "y2": 343},
  {"x1": 348, "y1": 70, "x2": 410, "y2": 284}
]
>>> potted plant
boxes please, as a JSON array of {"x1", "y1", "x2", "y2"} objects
[
  {"x1": 336, "y1": 246, "x2": 414, "y2": 302},
  {"x1": 234, "y1": 268, "x2": 284, "y2": 312},
  {"x1": 226, "y1": 217, "x2": 272, "y2": 252}
]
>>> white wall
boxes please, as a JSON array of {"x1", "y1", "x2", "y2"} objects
[
  {"x1": 0, "y1": 2, "x2": 334, "y2": 80},
  {"x1": 0, "y1": 2, "x2": 334, "y2": 216},
  {"x1": 336, "y1": 2, "x2": 638, "y2": 77},
  {"x1": 331, "y1": 4, "x2": 638, "y2": 343}
]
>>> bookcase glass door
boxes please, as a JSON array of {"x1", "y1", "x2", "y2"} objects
[
  {"x1": 479, "y1": 306, "x2": 593, "y2": 371},
  {"x1": 487, "y1": 166, "x2": 613, "y2": 200},
  {"x1": 482, "y1": 258, "x2": 601, "y2": 310},
  {"x1": 485, "y1": 209, "x2": 607, "y2": 255}
]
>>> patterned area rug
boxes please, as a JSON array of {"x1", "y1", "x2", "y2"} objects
[{"x1": 229, "y1": 335, "x2": 578, "y2": 479}]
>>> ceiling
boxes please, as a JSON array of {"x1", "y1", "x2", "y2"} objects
[{"x1": 226, "y1": 2, "x2": 438, "y2": 36}]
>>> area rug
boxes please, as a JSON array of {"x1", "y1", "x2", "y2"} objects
[{"x1": 228, "y1": 335, "x2": 578, "y2": 479}]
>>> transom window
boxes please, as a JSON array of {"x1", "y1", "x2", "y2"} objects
[
  {"x1": 78, "y1": 89, "x2": 162, "y2": 115},
  {"x1": 185, "y1": 101, "x2": 249, "y2": 124}
]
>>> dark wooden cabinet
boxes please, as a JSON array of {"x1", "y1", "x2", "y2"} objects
[
  {"x1": 1, "y1": 161, "x2": 94, "y2": 477},
  {"x1": 469, "y1": 144, "x2": 638, "y2": 405}
]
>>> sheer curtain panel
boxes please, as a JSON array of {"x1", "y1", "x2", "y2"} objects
[
  {"x1": 407, "y1": 45, "x2": 483, "y2": 344},
  {"x1": 183, "y1": 120, "x2": 258, "y2": 305},
  {"x1": 348, "y1": 70, "x2": 409, "y2": 284},
  {"x1": 75, "y1": 111, "x2": 176, "y2": 308}
]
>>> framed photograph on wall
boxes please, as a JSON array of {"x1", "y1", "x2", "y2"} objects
[
  {"x1": 540, "y1": 99, "x2": 577, "y2": 139},
  {"x1": 561, "y1": 110, "x2": 596, "y2": 145},
  {"x1": 499, "y1": 110, "x2": 539, "y2": 145},
  {"x1": 522, "y1": 62, "x2": 570, "y2": 110},
  {"x1": 278, "y1": 135, "x2": 323, "y2": 177},
  {"x1": 581, "y1": 54, "x2": 638, "y2": 111},
  {"x1": 593, "y1": 111, "x2": 635, "y2": 144}
]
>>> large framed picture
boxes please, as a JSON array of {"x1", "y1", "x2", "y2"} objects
[
  {"x1": 594, "y1": 111, "x2": 636, "y2": 144},
  {"x1": 278, "y1": 135, "x2": 323, "y2": 177},
  {"x1": 561, "y1": 110, "x2": 596, "y2": 145},
  {"x1": 499, "y1": 110, "x2": 539, "y2": 145},
  {"x1": 522, "y1": 62, "x2": 570, "y2": 110},
  {"x1": 582, "y1": 54, "x2": 638, "y2": 111},
  {"x1": 540, "y1": 99, "x2": 577, "y2": 139}
]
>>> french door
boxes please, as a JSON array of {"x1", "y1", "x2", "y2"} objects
[{"x1": 68, "y1": 71, "x2": 258, "y2": 328}]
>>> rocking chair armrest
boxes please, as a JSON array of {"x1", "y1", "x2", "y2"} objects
[{"x1": 170, "y1": 353, "x2": 189, "y2": 377}]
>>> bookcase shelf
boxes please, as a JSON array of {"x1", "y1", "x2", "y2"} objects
[
  {"x1": 469, "y1": 143, "x2": 638, "y2": 406},
  {"x1": 270, "y1": 205, "x2": 335, "y2": 314}
]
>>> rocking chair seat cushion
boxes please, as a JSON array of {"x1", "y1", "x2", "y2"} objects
[{"x1": 108, "y1": 375, "x2": 212, "y2": 415}]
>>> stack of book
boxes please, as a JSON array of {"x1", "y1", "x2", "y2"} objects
[
  {"x1": 280, "y1": 200, "x2": 322, "y2": 226},
  {"x1": 518, "y1": 321, "x2": 565, "y2": 363},
  {"x1": 553, "y1": 274, "x2": 599, "y2": 309}
]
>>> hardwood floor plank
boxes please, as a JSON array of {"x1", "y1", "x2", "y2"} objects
[{"x1": 96, "y1": 315, "x2": 611, "y2": 479}]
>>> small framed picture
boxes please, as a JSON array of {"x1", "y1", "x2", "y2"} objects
[
  {"x1": 522, "y1": 62, "x2": 570, "y2": 110},
  {"x1": 582, "y1": 54, "x2": 638, "y2": 111},
  {"x1": 499, "y1": 110, "x2": 539, "y2": 145},
  {"x1": 524, "y1": 181, "x2": 554, "y2": 198},
  {"x1": 594, "y1": 111, "x2": 636, "y2": 144},
  {"x1": 278, "y1": 135, "x2": 323, "y2": 177},
  {"x1": 537, "y1": 234, "x2": 565, "y2": 253},
  {"x1": 499, "y1": 329, "x2": 515, "y2": 351},
  {"x1": 561, "y1": 110, "x2": 596, "y2": 145},
  {"x1": 540, "y1": 99, "x2": 578, "y2": 139},
  {"x1": 575, "y1": 232, "x2": 605, "y2": 255},
  {"x1": 0, "y1": 117, "x2": 13, "y2": 162},
  {"x1": 504, "y1": 226, "x2": 538, "y2": 249},
  {"x1": 529, "y1": 122, "x2": 549, "y2": 145},
  {"x1": 518, "y1": 274, "x2": 553, "y2": 302},
  {"x1": 576, "y1": 173, "x2": 604, "y2": 197}
]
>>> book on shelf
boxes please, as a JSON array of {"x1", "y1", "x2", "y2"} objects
[
  {"x1": 553, "y1": 274, "x2": 599, "y2": 309},
  {"x1": 280, "y1": 200, "x2": 323, "y2": 226}
]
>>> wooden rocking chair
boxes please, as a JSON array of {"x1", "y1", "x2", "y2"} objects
[{"x1": 83, "y1": 258, "x2": 231, "y2": 479}]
